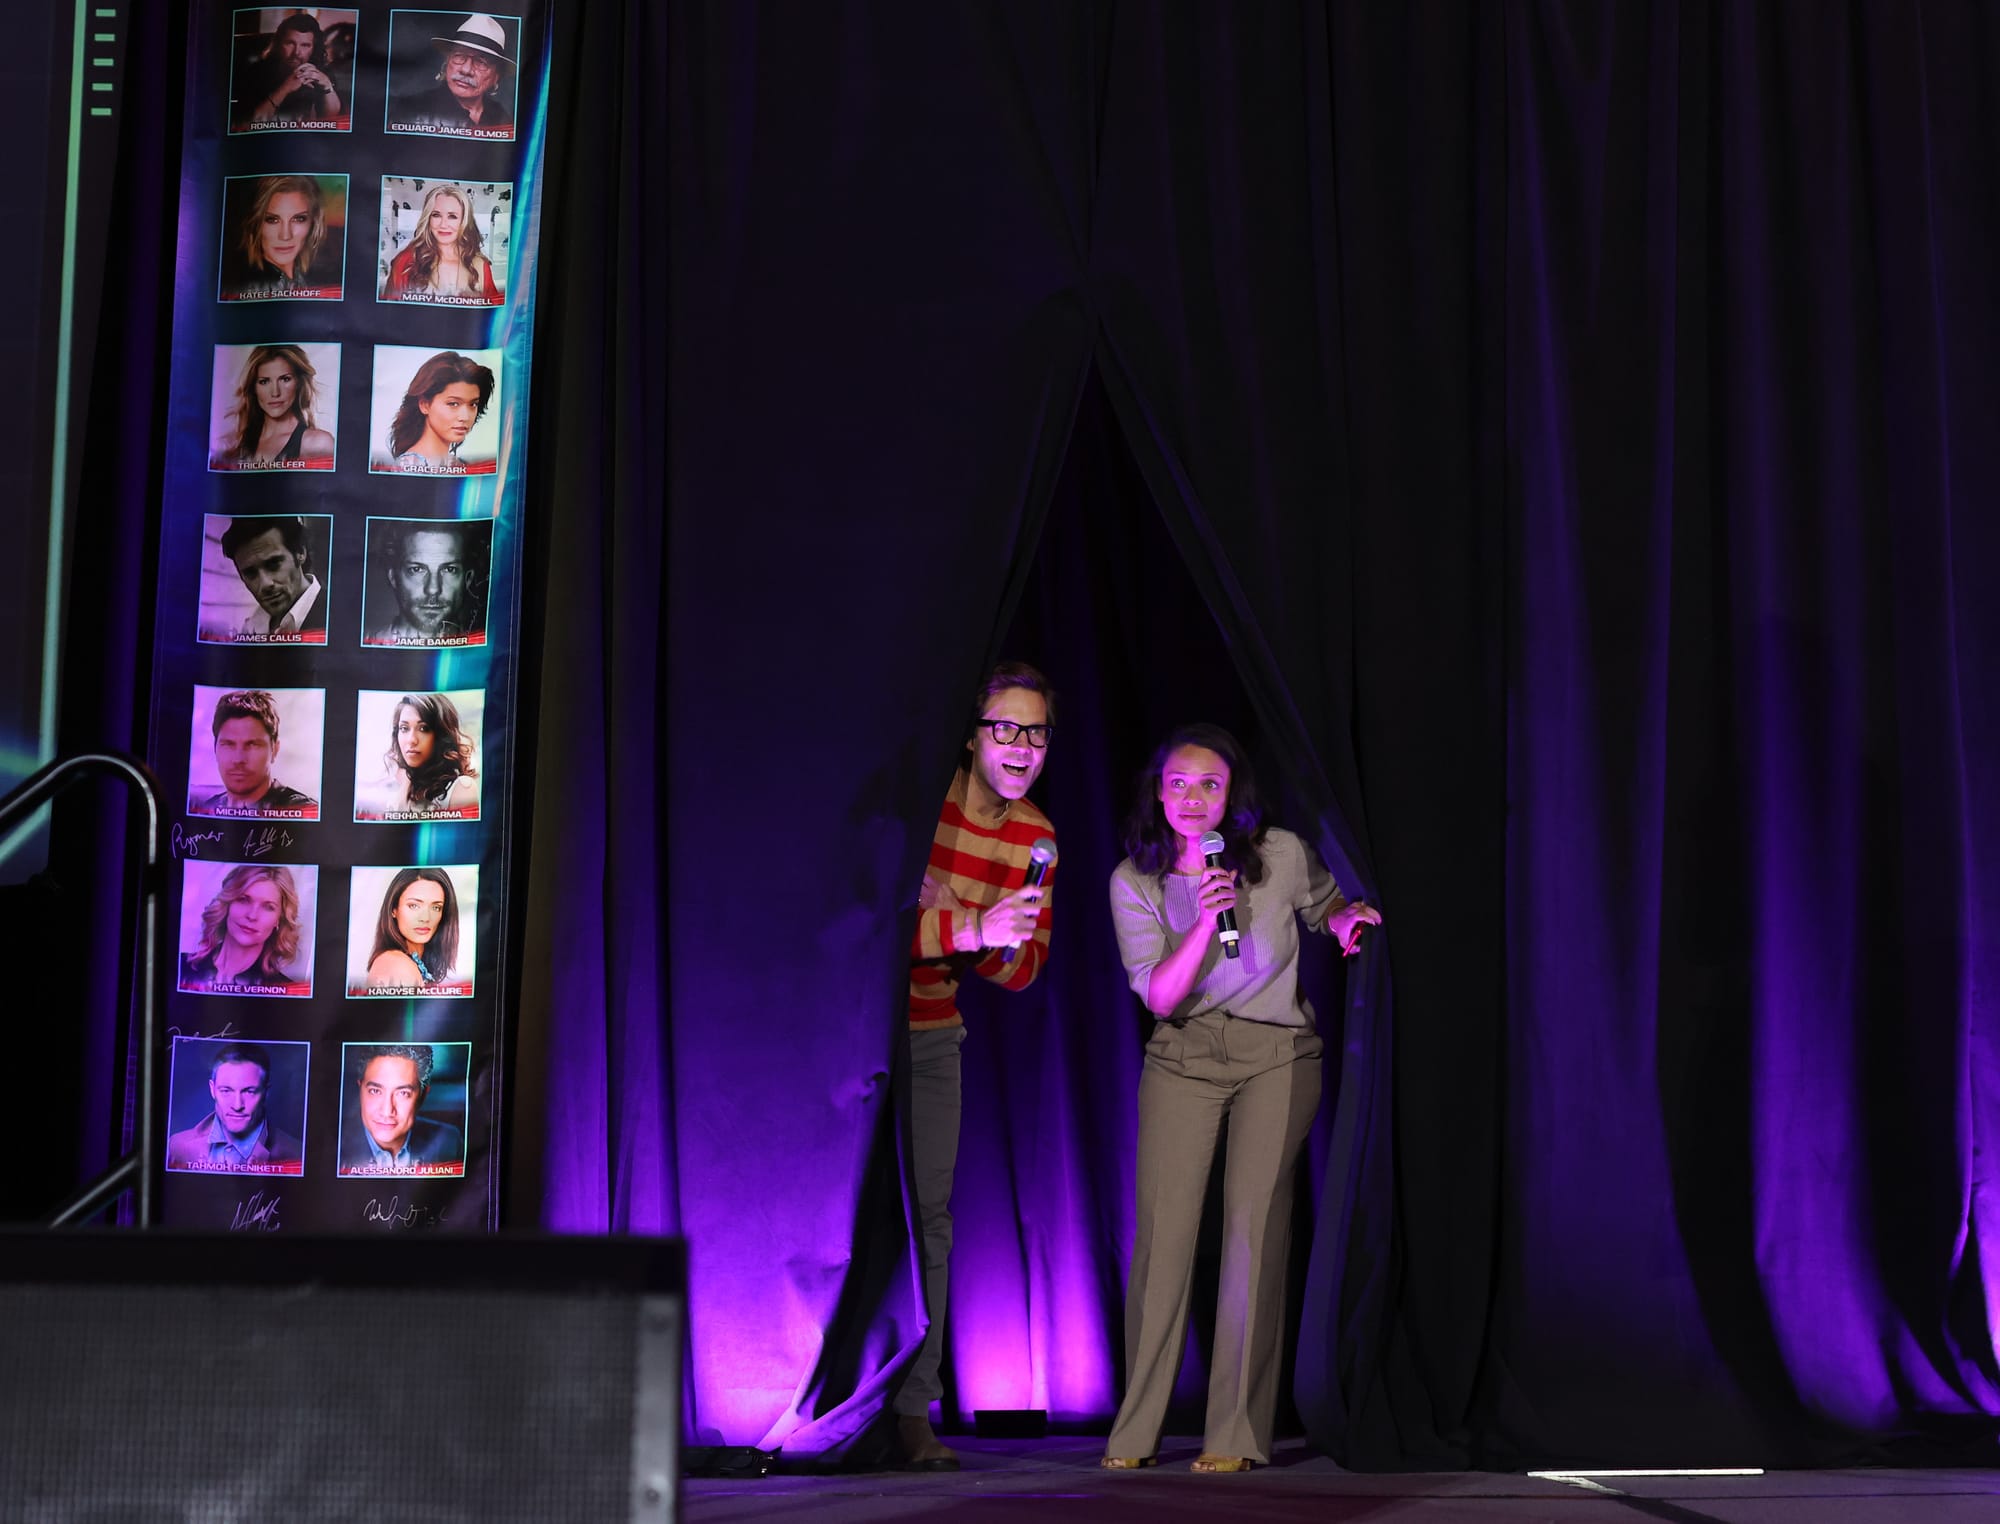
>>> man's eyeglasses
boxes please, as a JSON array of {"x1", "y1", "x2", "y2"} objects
[{"x1": 977, "y1": 719, "x2": 1054, "y2": 749}]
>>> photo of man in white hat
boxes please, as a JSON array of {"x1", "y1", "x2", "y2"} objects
[{"x1": 386, "y1": 10, "x2": 518, "y2": 139}]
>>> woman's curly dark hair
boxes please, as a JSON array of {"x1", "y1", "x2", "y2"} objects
[{"x1": 384, "y1": 692, "x2": 477, "y2": 805}]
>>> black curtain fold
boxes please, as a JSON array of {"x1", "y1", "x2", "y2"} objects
[
  {"x1": 508, "y1": 0, "x2": 674, "y2": 1237},
  {"x1": 523, "y1": 3, "x2": 1109, "y2": 1450}
]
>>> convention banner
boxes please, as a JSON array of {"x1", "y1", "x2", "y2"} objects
[{"x1": 145, "y1": 3, "x2": 548, "y2": 1232}]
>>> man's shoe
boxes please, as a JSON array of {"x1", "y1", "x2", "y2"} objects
[{"x1": 896, "y1": 1414, "x2": 962, "y2": 1472}]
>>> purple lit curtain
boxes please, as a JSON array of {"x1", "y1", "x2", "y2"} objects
[{"x1": 507, "y1": 0, "x2": 2000, "y2": 1469}]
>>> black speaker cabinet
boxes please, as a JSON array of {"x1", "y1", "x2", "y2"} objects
[{"x1": 0, "y1": 1231, "x2": 683, "y2": 1523}]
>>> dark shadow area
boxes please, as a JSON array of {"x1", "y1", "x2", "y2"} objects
[{"x1": 0, "y1": 874, "x2": 86, "y2": 1221}]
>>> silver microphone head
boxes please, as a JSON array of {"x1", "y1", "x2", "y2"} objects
[
  {"x1": 1198, "y1": 831, "x2": 1225, "y2": 858},
  {"x1": 1029, "y1": 837, "x2": 1057, "y2": 867}
]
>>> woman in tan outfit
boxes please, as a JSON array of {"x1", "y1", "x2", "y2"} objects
[{"x1": 1102, "y1": 724, "x2": 1378, "y2": 1473}]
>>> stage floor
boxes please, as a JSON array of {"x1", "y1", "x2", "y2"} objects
[{"x1": 683, "y1": 1436, "x2": 2000, "y2": 1523}]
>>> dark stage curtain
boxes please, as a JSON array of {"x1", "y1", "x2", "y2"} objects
[{"x1": 511, "y1": 0, "x2": 2000, "y2": 1469}]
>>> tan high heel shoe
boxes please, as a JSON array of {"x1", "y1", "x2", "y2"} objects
[{"x1": 1190, "y1": 1453, "x2": 1253, "y2": 1473}]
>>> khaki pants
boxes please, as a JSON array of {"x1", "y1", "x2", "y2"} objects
[{"x1": 1106, "y1": 1012, "x2": 1323, "y2": 1462}]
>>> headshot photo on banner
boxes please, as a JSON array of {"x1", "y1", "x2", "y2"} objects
[
  {"x1": 216, "y1": 172, "x2": 349, "y2": 301},
  {"x1": 164, "y1": 1036, "x2": 312, "y2": 1175},
  {"x1": 206, "y1": 341, "x2": 341, "y2": 472},
  {"x1": 227, "y1": 7, "x2": 357, "y2": 134},
  {"x1": 351, "y1": 688, "x2": 483, "y2": 820},
  {"x1": 335, "y1": 1039, "x2": 470, "y2": 1176},
  {"x1": 376, "y1": 175, "x2": 511, "y2": 305},
  {"x1": 345, "y1": 863, "x2": 479, "y2": 998},
  {"x1": 175, "y1": 860, "x2": 319, "y2": 999},
  {"x1": 367, "y1": 343, "x2": 503, "y2": 474},
  {"x1": 384, "y1": 10, "x2": 519, "y2": 140},
  {"x1": 145, "y1": 0, "x2": 551, "y2": 1230},
  {"x1": 195, "y1": 513, "x2": 335, "y2": 644},
  {"x1": 361, "y1": 516, "x2": 493, "y2": 646},
  {"x1": 184, "y1": 684, "x2": 325, "y2": 820}
]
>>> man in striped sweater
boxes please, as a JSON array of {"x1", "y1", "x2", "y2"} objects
[{"x1": 895, "y1": 661, "x2": 1059, "y2": 1470}]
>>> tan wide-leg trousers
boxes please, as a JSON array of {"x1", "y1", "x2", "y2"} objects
[{"x1": 1105, "y1": 1011, "x2": 1323, "y2": 1463}]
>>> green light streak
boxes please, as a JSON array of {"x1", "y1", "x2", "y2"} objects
[
  {"x1": 0, "y1": 819, "x2": 45, "y2": 868},
  {"x1": 14, "y1": 0, "x2": 94, "y2": 867},
  {"x1": 46, "y1": 0, "x2": 87, "y2": 755}
]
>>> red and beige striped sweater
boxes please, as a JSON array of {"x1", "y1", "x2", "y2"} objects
[{"x1": 907, "y1": 768, "x2": 1056, "y2": 1030}]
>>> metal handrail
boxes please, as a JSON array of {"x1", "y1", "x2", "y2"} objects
[{"x1": 0, "y1": 752, "x2": 163, "y2": 1227}]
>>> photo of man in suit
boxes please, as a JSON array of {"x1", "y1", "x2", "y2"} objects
[{"x1": 338, "y1": 1044, "x2": 465, "y2": 1175}]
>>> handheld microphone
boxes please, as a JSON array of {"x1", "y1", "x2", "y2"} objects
[
  {"x1": 1002, "y1": 837, "x2": 1057, "y2": 964},
  {"x1": 1198, "y1": 831, "x2": 1241, "y2": 959}
]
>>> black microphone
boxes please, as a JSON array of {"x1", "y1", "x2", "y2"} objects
[
  {"x1": 1198, "y1": 831, "x2": 1240, "y2": 959},
  {"x1": 1002, "y1": 837, "x2": 1057, "y2": 964}
]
